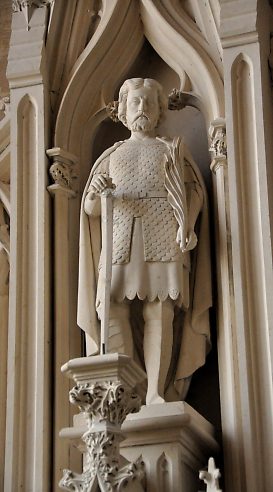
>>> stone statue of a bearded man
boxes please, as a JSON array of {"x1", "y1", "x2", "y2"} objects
[{"x1": 77, "y1": 78, "x2": 212, "y2": 404}]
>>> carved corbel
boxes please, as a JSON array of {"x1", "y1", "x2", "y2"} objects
[
  {"x1": 209, "y1": 118, "x2": 227, "y2": 173},
  {"x1": 47, "y1": 147, "x2": 78, "y2": 196}
]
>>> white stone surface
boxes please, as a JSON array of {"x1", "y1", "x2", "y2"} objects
[
  {"x1": 78, "y1": 78, "x2": 212, "y2": 406},
  {"x1": 59, "y1": 354, "x2": 146, "y2": 491},
  {"x1": 47, "y1": 146, "x2": 80, "y2": 490},
  {"x1": 121, "y1": 402, "x2": 219, "y2": 492},
  {"x1": 4, "y1": 6, "x2": 52, "y2": 491},
  {"x1": 61, "y1": 353, "x2": 147, "y2": 389},
  {"x1": 60, "y1": 358, "x2": 218, "y2": 492},
  {"x1": 2, "y1": 1, "x2": 273, "y2": 491},
  {"x1": 199, "y1": 457, "x2": 222, "y2": 492}
]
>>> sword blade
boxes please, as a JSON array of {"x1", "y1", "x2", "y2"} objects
[{"x1": 100, "y1": 190, "x2": 113, "y2": 354}]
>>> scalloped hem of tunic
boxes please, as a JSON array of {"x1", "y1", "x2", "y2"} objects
[
  {"x1": 96, "y1": 217, "x2": 189, "y2": 309},
  {"x1": 112, "y1": 288, "x2": 183, "y2": 304}
]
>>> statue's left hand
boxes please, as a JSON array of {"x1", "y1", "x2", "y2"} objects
[{"x1": 184, "y1": 230, "x2": 197, "y2": 252}]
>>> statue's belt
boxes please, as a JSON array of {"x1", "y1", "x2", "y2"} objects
[{"x1": 114, "y1": 191, "x2": 168, "y2": 200}]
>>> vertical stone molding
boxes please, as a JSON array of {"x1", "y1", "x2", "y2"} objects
[
  {"x1": 59, "y1": 354, "x2": 146, "y2": 492},
  {"x1": 4, "y1": 4, "x2": 52, "y2": 490},
  {"x1": 47, "y1": 147, "x2": 78, "y2": 490},
  {"x1": 0, "y1": 114, "x2": 10, "y2": 491},
  {"x1": 219, "y1": 2, "x2": 273, "y2": 490},
  {"x1": 5, "y1": 87, "x2": 52, "y2": 491}
]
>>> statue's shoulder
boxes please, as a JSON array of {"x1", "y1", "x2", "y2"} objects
[
  {"x1": 92, "y1": 140, "x2": 126, "y2": 173},
  {"x1": 101, "y1": 140, "x2": 126, "y2": 159},
  {"x1": 156, "y1": 135, "x2": 183, "y2": 151}
]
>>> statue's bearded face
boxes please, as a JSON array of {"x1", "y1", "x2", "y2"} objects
[{"x1": 126, "y1": 86, "x2": 160, "y2": 132}]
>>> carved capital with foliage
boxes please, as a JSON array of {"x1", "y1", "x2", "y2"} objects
[
  {"x1": 46, "y1": 147, "x2": 78, "y2": 193},
  {"x1": 209, "y1": 118, "x2": 227, "y2": 173},
  {"x1": 69, "y1": 381, "x2": 142, "y2": 427},
  {"x1": 60, "y1": 380, "x2": 144, "y2": 491}
]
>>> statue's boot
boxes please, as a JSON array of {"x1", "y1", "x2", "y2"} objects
[
  {"x1": 107, "y1": 301, "x2": 134, "y2": 357},
  {"x1": 143, "y1": 299, "x2": 174, "y2": 405}
]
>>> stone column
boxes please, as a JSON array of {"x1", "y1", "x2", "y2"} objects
[
  {"x1": 47, "y1": 147, "x2": 80, "y2": 490},
  {"x1": 218, "y1": 2, "x2": 273, "y2": 490},
  {"x1": 4, "y1": 2, "x2": 53, "y2": 490}
]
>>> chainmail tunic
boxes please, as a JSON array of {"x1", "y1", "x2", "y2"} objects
[
  {"x1": 94, "y1": 138, "x2": 193, "y2": 306},
  {"x1": 109, "y1": 139, "x2": 181, "y2": 264}
]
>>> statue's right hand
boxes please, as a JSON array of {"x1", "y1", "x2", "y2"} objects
[{"x1": 89, "y1": 174, "x2": 111, "y2": 194}]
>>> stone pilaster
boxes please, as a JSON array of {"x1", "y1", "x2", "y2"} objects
[
  {"x1": 218, "y1": 1, "x2": 273, "y2": 490},
  {"x1": 47, "y1": 147, "x2": 79, "y2": 490},
  {"x1": 4, "y1": 4, "x2": 52, "y2": 490}
]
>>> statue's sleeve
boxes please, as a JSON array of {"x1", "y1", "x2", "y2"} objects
[
  {"x1": 184, "y1": 159, "x2": 203, "y2": 234},
  {"x1": 174, "y1": 146, "x2": 212, "y2": 388}
]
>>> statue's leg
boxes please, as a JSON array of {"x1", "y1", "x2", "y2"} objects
[
  {"x1": 143, "y1": 298, "x2": 174, "y2": 405},
  {"x1": 107, "y1": 301, "x2": 134, "y2": 357}
]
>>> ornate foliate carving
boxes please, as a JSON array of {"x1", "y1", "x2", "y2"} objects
[
  {"x1": 60, "y1": 381, "x2": 144, "y2": 491},
  {"x1": 69, "y1": 381, "x2": 141, "y2": 426},
  {"x1": 47, "y1": 147, "x2": 78, "y2": 191},
  {"x1": 209, "y1": 119, "x2": 227, "y2": 173},
  {"x1": 106, "y1": 101, "x2": 119, "y2": 122},
  {"x1": 168, "y1": 89, "x2": 186, "y2": 110},
  {"x1": 49, "y1": 162, "x2": 72, "y2": 188},
  {"x1": 60, "y1": 454, "x2": 145, "y2": 492},
  {"x1": 209, "y1": 128, "x2": 227, "y2": 159}
]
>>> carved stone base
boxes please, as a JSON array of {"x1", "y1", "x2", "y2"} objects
[
  {"x1": 59, "y1": 354, "x2": 147, "y2": 491},
  {"x1": 120, "y1": 402, "x2": 219, "y2": 492}
]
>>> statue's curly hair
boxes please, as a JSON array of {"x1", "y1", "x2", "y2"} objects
[{"x1": 118, "y1": 78, "x2": 168, "y2": 128}]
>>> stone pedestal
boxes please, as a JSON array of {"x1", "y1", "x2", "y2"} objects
[
  {"x1": 121, "y1": 402, "x2": 219, "y2": 492},
  {"x1": 59, "y1": 354, "x2": 147, "y2": 491},
  {"x1": 61, "y1": 357, "x2": 219, "y2": 492}
]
